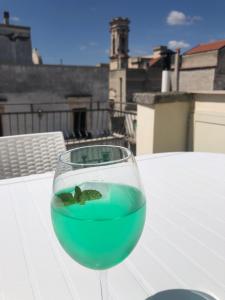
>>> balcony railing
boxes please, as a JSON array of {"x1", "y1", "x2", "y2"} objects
[{"x1": 0, "y1": 101, "x2": 137, "y2": 152}]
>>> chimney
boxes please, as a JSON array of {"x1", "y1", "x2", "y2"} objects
[
  {"x1": 161, "y1": 48, "x2": 172, "y2": 92},
  {"x1": 153, "y1": 46, "x2": 167, "y2": 58},
  {"x1": 3, "y1": 11, "x2": 10, "y2": 25}
]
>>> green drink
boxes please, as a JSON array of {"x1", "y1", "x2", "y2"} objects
[{"x1": 51, "y1": 182, "x2": 146, "y2": 270}]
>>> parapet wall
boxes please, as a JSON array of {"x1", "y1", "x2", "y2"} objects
[
  {"x1": 134, "y1": 91, "x2": 225, "y2": 155},
  {"x1": 0, "y1": 64, "x2": 109, "y2": 105}
]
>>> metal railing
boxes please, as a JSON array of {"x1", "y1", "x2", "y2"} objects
[{"x1": 0, "y1": 101, "x2": 137, "y2": 151}]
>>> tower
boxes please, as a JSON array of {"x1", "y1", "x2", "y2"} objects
[{"x1": 109, "y1": 17, "x2": 130, "y2": 70}]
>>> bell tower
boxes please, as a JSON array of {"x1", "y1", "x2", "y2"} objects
[{"x1": 109, "y1": 17, "x2": 130, "y2": 70}]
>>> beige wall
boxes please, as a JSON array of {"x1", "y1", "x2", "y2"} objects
[
  {"x1": 137, "y1": 100, "x2": 191, "y2": 155},
  {"x1": 109, "y1": 69, "x2": 126, "y2": 106},
  {"x1": 194, "y1": 114, "x2": 225, "y2": 153},
  {"x1": 193, "y1": 93, "x2": 225, "y2": 153},
  {"x1": 136, "y1": 92, "x2": 225, "y2": 155},
  {"x1": 154, "y1": 101, "x2": 190, "y2": 153},
  {"x1": 110, "y1": 60, "x2": 119, "y2": 70},
  {"x1": 137, "y1": 104, "x2": 155, "y2": 154}
]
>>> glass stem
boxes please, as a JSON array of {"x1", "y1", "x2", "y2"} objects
[{"x1": 99, "y1": 270, "x2": 109, "y2": 300}]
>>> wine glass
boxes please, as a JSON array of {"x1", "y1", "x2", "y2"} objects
[{"x1": 51, "y1": 145, "x2": 146, "y2": 299}]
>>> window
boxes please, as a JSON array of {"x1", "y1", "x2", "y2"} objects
[
  {"x1": 121, "y1": 36, "x2": 126, "y2": 54},
  {"x1": 112, "y1": 37, "x2": 116, "y2": 55}
]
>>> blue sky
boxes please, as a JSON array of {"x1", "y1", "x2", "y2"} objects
[{"x1": 1, "y1": 0, "x2": 225, "y2": 65}]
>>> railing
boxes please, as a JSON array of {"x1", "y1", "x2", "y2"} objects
[{"x1": 0, "y1": 101, "x2": 137, "y2": 151}]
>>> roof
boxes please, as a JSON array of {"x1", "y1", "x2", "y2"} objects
[
  {"x1": 185, "y1": 40, "x2": 225, "y2": 55},
  {"x1": 0, "y1": 23, "x2": 30, "y2": 30},
  {"x1": 149, "y1": 57, "x2": 161, "y2": 67}
]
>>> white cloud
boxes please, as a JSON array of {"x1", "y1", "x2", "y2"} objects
[
  {"x1": 168, "y1": 40, "x2": 190, "y2": 49},
  {"x1": 11, "y1": 16, "x2": 20, "y2": 22},
  {"x1": 167, "y1": 10, "x2": 202, "y2": 26}
]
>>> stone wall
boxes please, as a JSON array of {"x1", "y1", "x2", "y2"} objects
[
  {"x1": 181, "y1": 51, "x2": 218, "y2": 69},
  {"x1": 170, "y1": 50, "x2": 220, "y2": 92},
  {"x1": 0, "y1": 64, "x2": 109, "y2": 108},
  {"x1": 171, "y1": 68, "x2": 215, "y2": 91},
  {"x1": 145, "y1": 68, "x2": 162, "y2": 92},
  {"x1": 0, "y1": 25, "x2": 32, "y2": 65},
  {"x1": 127, "y1": 68, "x2": 162, "y2": 102},
  {"x1": 0, "y1": 64, "x2": 109, "y2": 136},
  {"x1": 126, "y1": 69, "x2": 147, "y2": 102},
  {"x1": 109, "y1": 67, "x2": 162, "y2": 105}
]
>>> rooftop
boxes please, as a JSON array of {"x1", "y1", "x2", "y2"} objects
[
  {"x1": 0, "y1": 11, "x2": 30, "y2": 30},
  {"x1": 185, "y1": 39, "x2": 225, "y2": 55},
  {"x1": 0, "y1": 23, "x2": 30, "y2": 30}
]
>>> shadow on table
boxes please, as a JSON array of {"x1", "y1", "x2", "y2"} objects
[{"x1": 145, "y1": 289, "x2": 216, "y2": 300}]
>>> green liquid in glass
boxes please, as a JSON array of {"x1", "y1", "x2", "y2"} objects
[{"x1": 51, "y1": 182, "x2": 146, "y2": 270}]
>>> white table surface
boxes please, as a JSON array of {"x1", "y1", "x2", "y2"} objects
[{"x1": 0, "y1": 152, "x2": 225, "y2": 300}]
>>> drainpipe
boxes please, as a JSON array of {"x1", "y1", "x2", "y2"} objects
[{"x1": 174, "y1": 48, "x2": 181, "y2": 92}]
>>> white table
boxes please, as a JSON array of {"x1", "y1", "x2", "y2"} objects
[{"x1": 0, "y1": 152, "x2": 224, "y2": 300}]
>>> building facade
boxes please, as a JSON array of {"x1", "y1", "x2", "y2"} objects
[
  {"x1": 0, "y1": 11, "x2": 32, "y2": 65},
  {"x1": 0, "y1": 12, "x2": 109, "y2": 137},
  {"x1": 171, "y1": 40, "x2": 225, "y2": 91},
  {"x1": 109, "y1": 17, "x2": 225, "y2": 100},
  {"x1": 109, "y1": 18, "x2": 169, "y2": 106}
]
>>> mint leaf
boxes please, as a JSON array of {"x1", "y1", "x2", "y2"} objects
[
  {"x1": 74, "y1": 186, "x2": 102, "y2": 203},
  {"x1": 57, "y1": 192, "x2": 75, "y2": 206},
  {"x1": 80, "y1": 190, "x2": 102, "y2": 202},
  {"x1": 56, "y1": 186, "x2": 103, "y2": 206},
  {"x1": 74, "y1": 186, "x2": 82, "y2": 203}
]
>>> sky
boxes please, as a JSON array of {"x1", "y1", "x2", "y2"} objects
[{"x1": 1, "y1": 0, "x2": 225, "y2": 65}]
